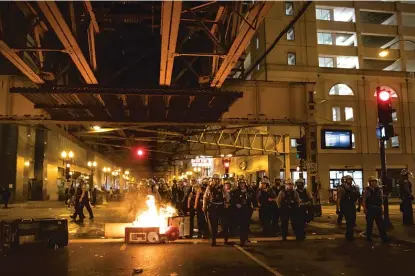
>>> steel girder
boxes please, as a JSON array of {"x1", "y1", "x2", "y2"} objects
[
  {"x1": 37, "y1": 1, "x2": 98, "y2": 84},
  {"x1": 210, "y1": 1, "x2": 273, "y2": 88},
  {"x1": 186, "y1": 128, "x2": 287, "y2": 155},
  {"x1": 0, "y1": 41, "x2": 44, "y2": 84},
  {"x1": 159, "y1": 1, "x2": 182, "y2": 86}
]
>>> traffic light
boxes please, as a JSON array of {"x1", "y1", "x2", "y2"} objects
[
  {"x1": 376, "y1": 86, "x2": 394, "y2": 139},
  {"x1": 296, "y1": 136, "x2": 307, "y2": 160},
  {"x1": 137, "y1": 149, "x2": 144, "y2": 156}
]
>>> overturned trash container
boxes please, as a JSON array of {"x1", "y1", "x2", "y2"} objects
[{"x1": 0, "y1": 218, "x2": 68, "y2": 252}]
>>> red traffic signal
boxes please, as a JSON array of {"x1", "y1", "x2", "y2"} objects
[
  {"x1": 137, "y1": 149, "x2": 144, "y2": 156},
  {"x1": 378, "y1": 90, "x2": 390, "y2": 102},
  {"x1": 224, "y1": 162, "x2": 230, "y2": 168}
]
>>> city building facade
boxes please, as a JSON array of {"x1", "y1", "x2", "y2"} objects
[{"x1": 236, "y1": 1, "x2": 415, "y2": 199}]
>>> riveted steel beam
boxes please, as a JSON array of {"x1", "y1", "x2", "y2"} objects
[
  {"x1": 159, "y1": 1, "x2": 182, "y2": 86},
  {"x1": 0, "y1": 40, "x2": 44, "y2": 84},
  {"x1": 37, "y1": 1, "x2": 98, "y2": 84},
  {"x1": 210, "y1": 1, "x2": 273, "y2": 88}
]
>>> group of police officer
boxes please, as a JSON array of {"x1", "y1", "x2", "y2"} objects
[
  {"x1": 336, "y1": 169, "x2": 413, "y2": 242},
  {"x1": 194, "y1": 174, "x2": 314, "y2": 246}
]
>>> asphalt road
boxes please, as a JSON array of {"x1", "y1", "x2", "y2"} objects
[{"x1": 1, "y1": 237, "x2": 414, "y2": 276}]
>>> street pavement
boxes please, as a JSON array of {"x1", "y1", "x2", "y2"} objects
[{"x1": 0, "y1": 201, "x2": 414, "y2": 276}]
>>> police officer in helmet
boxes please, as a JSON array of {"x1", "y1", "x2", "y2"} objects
[
  {"x1": 398, "y1": 169, "x2": 414, "y2": 225},
  {"x1": 277, "y1": 179, "x2": 301, "y2": 240},
  {"x1": 337, "y1": 175, "x2": 361, "y2": 241},
  {"x1": 203, "y1": 174, "x2": 229, "y2": 246},
  {"x1": 194, "y1": 178, "x2": 209, "y2": 238},
  {"x1": 231, "y1": 179, "x2": 256, "y2": 246},
  {"x1": 362, "y1": 176, "x2": 388, "y2": 242},
  {"x1": 295, "y1": 178, "x2": 312, "y2": 240},
  {"x1": 256, "y1": 178, "x2": 274, "y2": 236}
]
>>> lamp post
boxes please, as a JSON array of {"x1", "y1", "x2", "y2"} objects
[
  {"x1": 61, "y1": 150, "x2": 74, "y2": 181},
  {"x1": 87, "y1": 161, "x2": 97, "y2": 189},
  {"x1": 378, "y1": 39, "x2": 415, "y2": 57},
  {"x1": 103, "y1": 167, "x2": 111, "y2": 190},
  {"x1": 112, "y1": 170, "x2": 120, "y2": 189}
]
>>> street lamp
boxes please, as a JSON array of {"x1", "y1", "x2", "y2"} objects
[
  {"x1": 103, "y1": 167, "x2": 111, "y2": 189},
  {"x1": 87, "y1": 161, "x2": 97, "y2": 188},
  {"x1": 112, "y1": 170, "x2": 119, "y2": 188},
  {"x1": 378, "y1": 39, "x2": 415, "y2": 57},
  {"x1": 61, "y1": 150, "x2": 74, "y2": 180}
]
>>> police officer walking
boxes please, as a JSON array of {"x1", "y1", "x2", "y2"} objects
[
  {"x1": 203, "y1": 174, "x2": 229, "y2": 246},
  {"x1": 295, "y1": 178, "x2": 312, "y2": 240},
  {"x1": 337, "y1": 175, "x2": 361, "y2": 241},
  {"x1": 277, "y1": 179, "x2": 301, "y2": 240},
  {"x1": 222, "y1": 180, "x2": 233, "y2": 238},
  {"x1": 399, "y1": 169, "x2": 414, "y2": 226},
  {"x1": 362, "y1": 176, "x2": 388, "y2": 242},
  {"x1": 194, "y1": 179, "x2": 209, "y2": 238},
  {"x1": 256, "y1": 178, "x2": 274, "y2": 236},
  {"x1": 231, "y1": 179, "x2": 256, "y2": 246}
]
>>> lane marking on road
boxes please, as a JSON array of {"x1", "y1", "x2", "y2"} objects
[
  {"x1": 234, "y1": 244, "x2": 283, "y2": 276},
  {"x1": 120, "y1": 243, "x2": 127, "y2": 251}
]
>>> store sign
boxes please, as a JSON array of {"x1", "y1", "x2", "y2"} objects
[{"x1": 191, "y1": 158, "x2": 212, "y2": 167}]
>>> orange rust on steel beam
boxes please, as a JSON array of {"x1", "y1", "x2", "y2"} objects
[
  {"x1": 211, "y1": 5, "x2": 225, "y2": 75},
  {"x1": 37, "y1": 1, "x2": 98, "y2": 84},
  {"x1": 0, "y1": 41, "x2": 44, "y2": 84},
  {"x1": 210, "y1": 1, "x2": 273, "y2": 88},
  {"x1": 84, "y1": 1, "x2": 100, "y2": 33},
  {"x1": 159, "y1": 1, "x2": 182, "y2": 86}
]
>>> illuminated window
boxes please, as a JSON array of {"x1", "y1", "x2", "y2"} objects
[
  {"x1": 329, "y1": 84, "x2": 354, "y2": 96},
  {"x1": 317, "y1": 32, "x2": 333, "y2": 45},
  {"x1": 391, "y1": 136, "x2": 400, "y2": 148},
  {"x1": 332, "y1": 107, "x2": 341, "y2": 121},
  {"x1": 291, "y1": 138, "x2": 297, "y2": 147},
  {"x1": 287, "y1": 27, "x2": 295, "y2": 40},
  {"x1": 288, "y1": 52, "x2": 296, "y2": 65},
  {"x1": 285, "y1": 2, "x2": 294, "y2": 16},
  {"x1": 352, "y1": 133, "x2": 355, "y2": 149},
  {"x1": 392, "y1": 110, "x2": 398, "y2": 121},
  {"x1": 345, "y1": 107, "x2": 354, "y2": 121},
  {"x1": 319, "y1": 57, "x2": 334, "y2": 68},
  {"x1": 316, "y1": 8, "x2": 331, "y2": 20}
]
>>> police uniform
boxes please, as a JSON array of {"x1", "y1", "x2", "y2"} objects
[
  {"x1": 203, "y1": 176, "x2": 228, "y2": 246},
  {"x1": 256, "y1": 179, "x2": 275, "y2": 236},
  {"x1": 231, "y1": 180, "x2": 256, "y2": 246},
  {"x1": 363, "y1": 177, "x2": 387, "y2": 241},
  {"x1": 194, "y1": 182, "x2": 208, "y2": 238},
  {"x1": 187, "y1": 184, "x2": 198, "y2": 238},
  {"x1": 337, "y1": 176, "x2": 361, "y2": 241},
  {"x1": 277, "y1": 180, "x2": 301, "y2": 240},
  {"x1": 399, "y1": 169, "x2": 414, "y2": 225},
  {"x1": 270, "y1": 178, "x2": 283, "y2": 235},
  {"x1": 295, "y1": 179, "x2": 312, "y2": 240}
]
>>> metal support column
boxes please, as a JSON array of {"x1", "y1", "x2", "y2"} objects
[{"x1": 284, "y1": 134, "x2": 291, "y2": 180}]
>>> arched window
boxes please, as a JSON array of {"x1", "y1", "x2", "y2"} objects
[
  {"x1": 373, "y1": 86, "x2": 398, "y2": 98},
  {"x1": 329, "y1": 84, "x2": 354, "y2": 96}
]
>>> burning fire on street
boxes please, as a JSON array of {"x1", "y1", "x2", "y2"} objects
[{"x1": 132, "y1": 195, "x2": 177, "y2": 234}]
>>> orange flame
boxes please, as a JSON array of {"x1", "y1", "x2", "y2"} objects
[{"x1": 133, "y1": 195, "x2": 176, "y2": 234}]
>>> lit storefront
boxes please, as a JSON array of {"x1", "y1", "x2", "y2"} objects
[
  {"x1": 329, "y1": 170, "x2": 363, "y2": 192},
  {"x1": 191, "y1": 157, "x2": 213, "y2": 177}
]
